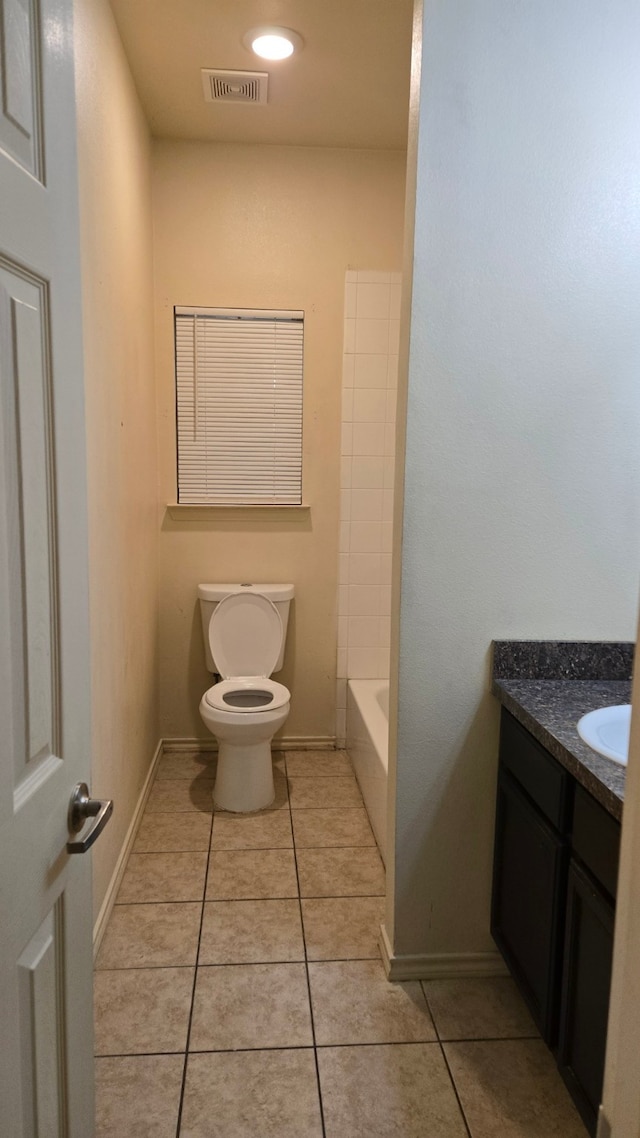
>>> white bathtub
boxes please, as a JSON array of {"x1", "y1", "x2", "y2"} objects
[{"x1": 346, "y1": 679, "x2": 388, "y2": 864}]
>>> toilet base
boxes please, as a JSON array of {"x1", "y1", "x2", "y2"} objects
[{"x1": 213, "y1": 740, "x2": 275, "y2": 813}]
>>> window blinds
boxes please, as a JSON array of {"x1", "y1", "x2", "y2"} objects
[{"x1": 175, "y1": 307, "x2": 304, "y2": 505}]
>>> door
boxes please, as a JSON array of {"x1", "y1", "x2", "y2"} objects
[{"x1": 0, "y1": 0, "x2": 97, "y2": 1134}]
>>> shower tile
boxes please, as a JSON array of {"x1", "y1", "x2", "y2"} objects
[
  {"x1": 351, "y1": 455, "x2": 384, "y2": 488},
  {"x1": 117, "y1": 852, "x2": 208, "y2": 904},
  {"x1": 347, "y1": 648, "x2": 379, "y2": 679},
  {"x1": 353, "y1": 388, "x2": 387, "y2": 424},
  {"x1": 350, "y1": 489, "x2": 383, "y2": 524},
  {"x1": 302, "y1": 897, "x2": 385, "y2": 961},
  {"x1": 291, "y1": 808, "x2": 376, "y2": 849},
  {"x1": 352, "y1": 422, "x2": 385, "y2": 457},
  {"x1": 335, "y1": 679, "x2": 348, "y2": 711},
  {"x1": 384, "y1": 423, "x2": 396, "y2": 457},
  {"x1": 385, "y1": 388, "x2": 397, "y2": 425},
  {"x1": 356, "y1": 283, "x2": 390, "y2": 320},
  {"x1": 145, "y1": 779, "x2": 214, "y2": 814},
  {"x1": 189, "y1": 963, "x2": 312, "y2": 1051},
  {"x1": 317, "y1": 1044, "x2": 467, "y2": 1138},
  {"x1": 285, "y1": 751, "x2": 353, "y2": 777},
  {"x1": 356, "y1": 270, "x2": 391, "y2": 284},
  {"x1": 379, "y1": 586, "x2": 392, "y2": 616},
  {"x1": 95, "y1": 1055, "x2": 183, "y2": 1138},
  {"x1": 338, "y1": 553, "x2": 349, "y2": 584},
  {"x1": 210, "y1": 808, "x2": 293, "y2": 849},
  {"x1": 349, "y1": 522, "x2": 382, "y2": 554},
  {"x1": 386, "y1": 355, "x2": 399, "y2": 387},
  {"x1": 344, "y1": 282, "x2": 357, "y2": 318},
  {"x1": 348, "y1": 584, "x2": 381, "y2": 616},
  {"x1": 347, "y1": 616, "x2": 380, "y2": 648},
  {"x1": 340, "y1": 488, "x2": 351, "y2": 522},
  {"x1": 422, "y1": 977, "x2": 538, "y2": 1041},
  {"x1": 336, "y1": 710, "x2": 346, "y2": 745},
  {"x1": 340, "y1": 422, "x2": 353, "y2": 455},
  {"x1": 382, "y1": 456, "x2": 395, "y2": 488},
  {"x1": 336, "y1": 649, "x2": 347, "y2": 678},
  {"x1": 180, "y1": 1050, "x2": 323, "y2": 1138},
  {"x1": 380, "y1": 553, "x2": 393, "y2": 584},
  {"x1": 339, "y1": 519, "x2": 350, "y2": 553},
  {"x1": 389, "y1": 318, "x2": 401, "y2": 354},
  {"x1": 296, "y1": 847, "x2": 384, "y2": 897},
  {"x1": 156, "y1": 752, "x2": 216, "y2": 780},
  {"x1": 348, "y1": 553, "x2": 382, "y2": 584},
  {"x1": 95, "y1": 904, "x2": 201, "y2": 970},
  {"x1": 390, "y1": 282, "x2": 402, "y2": 320},
  {"x1": 94, "y1": 967, "x2": 194, "y2": 1055},
  {"x1": 205, "y1": 849, "x2": 298, "y2": 900},
  {"x1": 342, "y1": 353, "x2": 355, "y2": 387},
  {"x1": 338, "y1": 615, "x2": 348, "y2": 648},
  {"x1": 381, "y1": 522, "x2": 393, "y2": 553},
  {"x1": 353, "y1": 353, "x2": 388, "y2": 389},
  {"x1": 198, "y1": 899, "x2": 304, "y2": 964},
  {"x1": 341, "y1": 387, "x2": 353, "y2": 422},
  {"x1": 444, "y1": 1039, "x2": 586, "y2": 1137},
  {"x1": 382, "y1": 488, "x2": 394, "y2": 523},
  {"x1": 133, "y1": 812, "x2": 212, "y2": 853},
  {"x1": 343, "y1": 318, "x2": 356, "y2": 353},
  {"x1": 355, "y1": 319, "x2": 389, "y2": 355},
  {"x1": 309, "y1": 960, "x2": 436, "y2": 1046},
  {"x1": 338, "y1": 584, "x2": 349, "y2": 614},
  {"x1": 287, "y1": 776, "x2": 362, "y2": 809}
]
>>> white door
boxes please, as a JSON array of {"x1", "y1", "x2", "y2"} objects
[{"x1": 0, "y1": 0, "x2": 101, "y2": 1134}]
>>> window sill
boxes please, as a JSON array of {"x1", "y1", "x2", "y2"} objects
[{"x1": 166, "y1": 503, "x2": 311, "y2": 522}]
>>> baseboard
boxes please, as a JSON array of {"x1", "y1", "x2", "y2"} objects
[
  {"x1": 92, "y1": 737, "x2": 163, "y2": 959},
  {"x1": 379, "y1": 922, "x2": 509, "y2": 981},
  {"x1": 162, "y1": 735, "x2": 336, "y2": 753}
]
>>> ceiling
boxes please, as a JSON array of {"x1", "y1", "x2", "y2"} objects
[{"x1": 109, "y1": 0, "x2": 414, "y2": 150}]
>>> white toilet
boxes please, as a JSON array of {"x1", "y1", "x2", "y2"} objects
[{"x1": 198, "y1": 583, "x2": 294, "y2": 812}]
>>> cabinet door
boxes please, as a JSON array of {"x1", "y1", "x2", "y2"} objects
[
  {"x1": 558, "y1": 858, "x2": 614, "y2": 1137},
  {"x1": 491, "y1": 768, "x2": 568, "y2": 1042}
]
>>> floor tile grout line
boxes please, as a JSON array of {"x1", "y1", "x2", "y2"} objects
[
  {"x1": 286, "y1": 751, "x2": 328, "y2": 1138},
  {"x1": 173, "y1": 785, "x2": 216, "y2": 1138},
  {"x1": 438, "y1": 1041, "x2": 474, "y2": 1138},
  {"x1": 421, "y1": 984, "x2": 474, "y2": 1138}
]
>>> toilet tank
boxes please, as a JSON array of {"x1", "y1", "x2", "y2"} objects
[{"x1": 198, "y1": 583, "x2": 294, "y2": 674}]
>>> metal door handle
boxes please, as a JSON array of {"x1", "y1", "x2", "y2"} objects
[{"x1": 66, "y1": 783, "x2": 113, "y2": 853}]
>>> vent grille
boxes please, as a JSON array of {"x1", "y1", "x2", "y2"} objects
[{"x1": 201, "y1": 69, "x2": 269, "y2": 105}]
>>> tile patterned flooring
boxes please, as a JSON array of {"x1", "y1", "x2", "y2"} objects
[{"x1": 94, "y1": 749, "x2": 586, "y2": 1137}]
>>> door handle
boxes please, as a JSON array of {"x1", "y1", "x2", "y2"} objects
[{"x1": 66, "y1": 783, "x2": 113, "y2": 854}]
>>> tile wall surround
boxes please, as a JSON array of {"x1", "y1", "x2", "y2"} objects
[{"x1": 337, "y1": 270, "x2": 400, "y2": 744}]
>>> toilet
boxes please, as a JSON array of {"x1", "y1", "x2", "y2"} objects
[{"x1": 198, "y1": 583, "x2": 294, "y2": 812}]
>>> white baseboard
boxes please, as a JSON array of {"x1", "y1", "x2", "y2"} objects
[
  {"x1": 379, "y1": 922, "x2": 509, "y2": 981},
  {"x1": 162, "y1": 735, "x2": 336, "y2": 753},
  {"x1": 92, "y1": 738, "x2": 163, "y2": 959}
]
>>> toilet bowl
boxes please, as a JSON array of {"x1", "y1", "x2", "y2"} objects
[{"x1": 197, "y1": 584, "x2": 294, "y2": 812}]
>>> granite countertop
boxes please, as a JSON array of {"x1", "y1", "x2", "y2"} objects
[{"x1": 492, "y1": 641, "x2": 634, "y2": 822}]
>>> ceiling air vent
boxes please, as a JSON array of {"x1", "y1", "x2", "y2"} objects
[{"x1": 201, "y1": 69, "x2": 269, "y2": 105}]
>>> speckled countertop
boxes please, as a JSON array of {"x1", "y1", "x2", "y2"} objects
[{"x1": 492, "y1": 641, "x2": 634, "y2": 822}]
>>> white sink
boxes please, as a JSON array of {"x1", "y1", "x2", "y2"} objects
[{"x1": 577, "y1": 704, "x2": 632, "y2": 766}]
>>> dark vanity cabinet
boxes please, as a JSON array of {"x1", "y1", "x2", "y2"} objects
[{"x1": 492, "y1": 710, "x2": 620, "y2": 1136}]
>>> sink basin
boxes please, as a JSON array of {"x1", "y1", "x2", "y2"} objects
[{"x1": 577, "y1": 704, "x2": 632, "y2": 766}]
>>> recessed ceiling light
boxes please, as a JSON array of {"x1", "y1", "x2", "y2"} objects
[{"x1": 243, "y1": 26, "x2": 303, "y2": 61}]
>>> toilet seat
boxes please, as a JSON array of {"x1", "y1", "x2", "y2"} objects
[{"x1": 204, "y1": 677, "x2": 290, "y2": 714}]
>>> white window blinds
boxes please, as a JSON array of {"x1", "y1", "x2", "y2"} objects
[{"x1": 175, "y1": 307, "x2": 304, "y2": 505}]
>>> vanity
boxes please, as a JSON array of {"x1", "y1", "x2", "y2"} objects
[{"x1": 491, "y1": 642, "x2": 632, "y2": 1136}]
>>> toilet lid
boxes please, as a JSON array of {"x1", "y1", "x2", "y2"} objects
[{"x1": 209, "y1": 592, "x2": 283, "y2": 679}]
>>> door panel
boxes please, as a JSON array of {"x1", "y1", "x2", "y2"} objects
[{"x1": 0, "y1": 0, "x2": 96, "y2": 1134}]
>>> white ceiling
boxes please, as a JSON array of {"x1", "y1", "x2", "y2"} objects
[{"x1": 109, "y1": 0, "x2": 413, "y2": 150}]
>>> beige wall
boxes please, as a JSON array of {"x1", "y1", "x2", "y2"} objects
[
  {"x1": 74, "y1": 0, "x2": 159, "y2": 920},
  {"x1": 387, "y1": 0, "x2": 640, "y2": 964},
  {"x1": 153, "y1": 142, "x2": 405, "y2": 743}
]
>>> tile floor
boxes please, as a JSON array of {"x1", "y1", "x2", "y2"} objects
[{"x1": 94, "y1": 749, "x2": 586, "y2": 1137}]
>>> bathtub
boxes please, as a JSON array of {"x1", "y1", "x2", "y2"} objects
[{"x1": 346, "y1": 679, "x2": 389, "y2": 864}]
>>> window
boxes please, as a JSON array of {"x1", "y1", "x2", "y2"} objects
[{"x1": 175, "y1": 306, "x2": 304, "y2": 505}]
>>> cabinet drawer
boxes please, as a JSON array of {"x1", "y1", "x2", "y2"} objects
[
  {"x1": 499, "y1": 710, "x2": 571, "y2": 832},
  {"x1": 572, "y1": 785, "x2": 620, "y2": 900}
]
